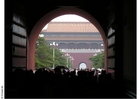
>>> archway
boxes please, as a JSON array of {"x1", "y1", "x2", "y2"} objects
[
  {"x1": 28, "y1": 6, "x2": 107, "y2": 71},
  {"x1": 79, "y1": 62, "x2": 87, "y2": 70}
]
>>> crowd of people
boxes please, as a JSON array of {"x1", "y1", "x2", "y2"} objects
[{"x1": 6, "y1": 67, "x2": 126, "y2": 98}]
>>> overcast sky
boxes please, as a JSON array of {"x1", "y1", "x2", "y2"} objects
[
  {"x1": 42, "y1": 14, "x2": 89, "y2": 30},
  {"x1": 51, "y1": 14, "x2": 89, "y2": 22}
]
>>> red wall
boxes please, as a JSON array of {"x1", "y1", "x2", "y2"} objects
[{"x1": 68, "y1": 53, "x2": 94, "y2": 69}]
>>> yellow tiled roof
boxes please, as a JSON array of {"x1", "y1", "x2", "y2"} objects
[{"x1": 42, "y1": 22, "x2": 99, "y2": 32}]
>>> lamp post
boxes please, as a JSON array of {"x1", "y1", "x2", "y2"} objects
[
  {"x1": 60, "y1": 49, "x2": 70, "y2": 68},
  {"x1": 68, "y1": 56, "x2": 74, "y2": 68},
  {"x1": 70, "y1": 57, "x2": 74, "y2": 67},
  {"x1": 65, "y1": 53, "x2": 70, "y2": 68},
  {"x1": 50, "y1": 42, "x2": 58, "y2": 69}
]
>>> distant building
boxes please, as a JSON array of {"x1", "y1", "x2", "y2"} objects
[
  {"x1": 42, "y1": 22, "x2": 104, "y2": 69},
  {"x1": 42, "y1": 22, "x2": 104, "y2": 50}
]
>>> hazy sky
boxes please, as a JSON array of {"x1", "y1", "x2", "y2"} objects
[
  {"x1": 42, "y1": 14, "x2": 89, "y2": 30},
  {"x1": 51, "y1": 14, "x2": 89, "y2": 22}
]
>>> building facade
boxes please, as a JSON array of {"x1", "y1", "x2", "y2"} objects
[{"x1": 42, "y1": 22, "x2": 104, "y2": 69}]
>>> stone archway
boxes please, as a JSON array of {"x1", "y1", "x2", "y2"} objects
[{"x1": 28, "y1": 6, "x2": 107, "y2": 71}]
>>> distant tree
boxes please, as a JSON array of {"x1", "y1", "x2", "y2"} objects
[
  {"x1": 53, "y1": 48, "x2": 67, "y2": 66},
  {"x1": 89, "y1": 51, "x2": 104, "y2": 68},
  {"x1": 68, "y1": 58, "x2": 73, "y2": 68},
  {"x1": 35, "y1": 37, "x2": 53, "y2": 69},
  {"x1": 35, "y1": 36, "x2": 68, "y2": 69}
]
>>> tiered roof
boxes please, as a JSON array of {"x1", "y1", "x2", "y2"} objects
[{"x1": 42, "y1": 22, "x2": 99, "y2": 33}]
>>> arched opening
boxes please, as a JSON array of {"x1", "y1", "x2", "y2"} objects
[
  {"x1": 28, "y1": 7, "x2": 107, "y2": 71},
  {"x1": 79, "y1": 62, "x2": 87, "y2": 70}
]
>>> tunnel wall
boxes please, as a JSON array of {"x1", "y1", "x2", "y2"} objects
[
  {"x1": 122, "y1": 0, "x2": 136, "y2": 95},
  {"x1": 12, "y1": 1, "x2": 28, "y2": 71}
]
